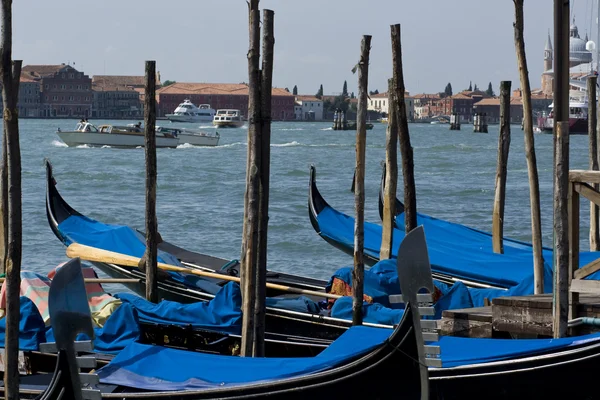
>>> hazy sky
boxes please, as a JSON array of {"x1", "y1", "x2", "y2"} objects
[{"x1": 12, "y1": 1, "x2": 598, "y2": 96}]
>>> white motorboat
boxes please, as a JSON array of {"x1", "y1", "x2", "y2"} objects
[
  {"x1": 56, "y1": 122, "x2": 180, "y2": 148},
  {"x1": 212, "y1": 109, "x2": 245, "y2": 128},
  {"x1": 166, "y1": 99, "x2": 216, "y2": 123},
  {"x1": 156, "y1": 126, "x2": 220, "y2": 147}
]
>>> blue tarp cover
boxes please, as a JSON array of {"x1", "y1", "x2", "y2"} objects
[
  {"x1": 329, "y1": 258, "x2": 556, "y2": 324},
  {"x1": 57, "y1": 215, "x2": 180, "y2": 266},
  {"x1": 316, "y1": 205, "x2": 600, "y2": 288},
  {"x1": 114, "y1": 281, "x2": 242, "y2": 334},
  {"x1": 97, "y1": 325, "x2": 393, "y2": 391},
  {"x1": 0, "y1": 297, "x2": 46, "y2": 350},
  {"x1": 437, "y1": 332, "x2": 600, "y2": 368}
]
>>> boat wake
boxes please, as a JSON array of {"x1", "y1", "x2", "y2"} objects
[
  {"x1": 271, "y1": 141, "x2": 301, "y2": 147},
  {"x1": 52, "y1": 140, "x2": 68, "y2": 148},
  {"x1": 320, "y1": 127, "x2": 333, "y2": 131},
  {"x1": 278, "y1": 128, "x2": 305, "y2": 131},
  {"x1": 75, "y1": 144, "x2": 91, "y2": 149}
]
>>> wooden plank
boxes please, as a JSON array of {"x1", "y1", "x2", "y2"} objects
[
  {"x1": 492, "y1": 81, "x2": 511, "y2": 254},
  {"x1": 492, "y1": 294, "x2": 554, "y2": 309},
  {"x1": 569, "y1": 170, "x2": 600, "y2": 184},
  {"x1": 569, "y1": 180, "x2": 580, "y2": 320},
  {"x1": 493, "y1": 302, "x2": 554, "y2": 336},
  {"x1": 574, "y1": 256, "x2": 600, "y2": 279},
  {"x1": 574, "y1": 182, "x2": 600, "y2": 208},
  {"x1": 570, "y1": 279, "x2": 600, "y2": 294}
]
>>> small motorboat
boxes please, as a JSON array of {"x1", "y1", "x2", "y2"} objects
[
  {"x1": 166, "y1": 99, "x2": 216, "y2": 123},
  {"x1": 212, "y1": 109, "x2": 246, "y2": 128},
  {"x1": 56, "y1": 122, "x2": 180, "y2": 149},
  {"x1": 156, "y1": 126, "x2": 220, "y2": 147}
]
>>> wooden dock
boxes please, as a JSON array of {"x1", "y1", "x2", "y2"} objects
[{"x1": 441, "y1": 294, "x2": 600, "y2": 339}]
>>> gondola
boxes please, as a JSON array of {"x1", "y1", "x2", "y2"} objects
[
  {"x1": 310, "y1": 165, "x2": 600, "y2": 289},
  {"x1": 375, "y1": 165, "x2": 600, "y2": 288},
  {"x1": 28, "y1": 231, "x2": 430, "y2": 400},
  {"x1": 45, "y1": 159, "x2": 394, "y2": 349}
]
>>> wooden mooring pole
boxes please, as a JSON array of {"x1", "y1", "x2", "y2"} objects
[
  {"x1": 513, "y1": 0, "x2": 544, "y2": 293},
  {"x1": 552, "y1": 0, "x2": 570, "y2": 339},
  {"x1": 241, "y1": 0, "x2": 261, "y2": 356},
  {"x1": 380, "y1": 78, "x2": 398, "y2": 260},
  {"x1": 254, "y1": 8, "x2": 274, "y2": 357},
  {"x1": 0, "y1": 0, "x2": 22, "y2": 396},
  {"x1": 391, "y1": 24, "x2": 417, "y2": 233},
  {"x1": 553, "y1": 121, "x2": 570, "y2": 338},
  {"x1": 492, "y1": 81, "x2": 511, "y2": 254},
  {"x1": 352, "y1": 34, "x2": 371, "y2": 326},
  {"x1": 140, "y1": 60, "x2": 158, "y2": 303},
  {"x1": 588, "y1": 76, "x2": 599, "y2": 251}
]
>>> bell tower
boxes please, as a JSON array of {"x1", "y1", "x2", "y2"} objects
[{"x1": 542, "y1": 31, "x2": 554, "y2": 95}]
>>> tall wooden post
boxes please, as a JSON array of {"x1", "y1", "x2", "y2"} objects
[
  {"x1": 552, "y1": 0, "x2": 570, "y2": 338},
  {"x1": 553, "y1": 121, "x2": 570, "y2": 338},
  {"x1": 0, "y1": 0, "x2": 21, "y2": 396},
  {"x1": 352, "y1": 35, "x2": 371, "y2": 326},
  {"x1": 254, "y1": 8, "x2": 274, "y2": 357},
  {"x1": 391, "y1": 24, "x2": 416, "y2": 233},
  {"x1": 140, "y1": 60, "x2": 158, "y2": 303},
  {"x1": 513, "y1": 0, "x2": 545, "y2": 293},
  {"x1": 492, "y1": 81, "x2": 511, "y2": 254},
  {"x1": 0, "y1": 107, "x2": 6, "y2": 276},
  {"x1": 588, "y1": 76, "x2": 599, "y2": 251},
  {"x1": 241, "y1": 0, "x2": 261, "y2": 356},
  {"x1": 380, "y1": 79, "x2": 398, "y2": 260}
]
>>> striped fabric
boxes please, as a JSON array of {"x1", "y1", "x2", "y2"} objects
[{"x1": 0, "y1": 263, "x2": 122, "y2": 327}]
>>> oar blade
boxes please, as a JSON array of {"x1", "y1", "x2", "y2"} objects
[
  {"x1": 49, "y1": 257, "x2": 94, "y2": 349},
  {"x1": 396, "y1": 225, "x2": 433, "y2": 304}
]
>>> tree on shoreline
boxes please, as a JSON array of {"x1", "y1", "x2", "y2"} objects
[
  {"x1": 444, "y1": 83, "x2": 453, "y2": 96},
  {"x1": 486, "y1": 82, "x2": 495, "y2": 97},
  {"x1": 315, "y1": 84, "x2": 323, "y2": 99}
]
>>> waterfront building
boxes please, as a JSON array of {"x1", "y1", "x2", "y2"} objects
[
  {"x1": 472, "y1": 97, "x2": 524, "y2": 124},
  {"x1": 366, "y1": 91, "x2": 415, "y2": 121},
  {"x1": 92, "y1": 85, "x2": 142, "y2": 118},
  {"x1": 22, "y1": 64, "x2": 92, "y2": 118},
  {"x1": 156, "y1": 82, "x2": 295, "y2": 120},
  {"x1": 18, "y1": 71, "x2": 42, "y2": 117},
  {"x1": 295, "y1": 96, "x2": 323, "y2": 120},
  {"x1": 91, "y1": 75, "x2": 160, "y2": 118}
]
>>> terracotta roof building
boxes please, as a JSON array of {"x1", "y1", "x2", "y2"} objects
[
  {"x1": 23, "y1": 63, "x2": 92, "y2": 118},
  {"x1": 472, "y1": 97, "x2": 524, "y2": 124},
  {"x1": 156, "y1": 83, "x2": 295, "y2": 120}
]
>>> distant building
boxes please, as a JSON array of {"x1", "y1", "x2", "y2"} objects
[
  {"x1": 92, "y1": 85, "x2": 142, "y2": 118},
  {"x1": 91, "y1": 75, "x2": 148, "y2": 118},
  {"x1": 472, "y1": 97, "x2": 524, "y2": 124},
  {"x1": 295, "y1": 95, "x2": 323, "y2": 120},
  {"x1": 366, "y1": 92, "x2": 415, "y2": 121},
  {"x1": 18, "y1": 72, "x2": 42, "y2": 117},
  {"x1": 22, "y1": 64, "x2": 92, "y2": 118},
  {"x1": 541, "y1": 22, "x2": 594, "y2": 96},
  {"x1": 156, "y1": 83, "x2": 295, "y2": 120}
]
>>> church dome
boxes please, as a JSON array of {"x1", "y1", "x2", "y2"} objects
[{"x1": 570, "y1": 23, "x2": 593, "y2": 66}]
